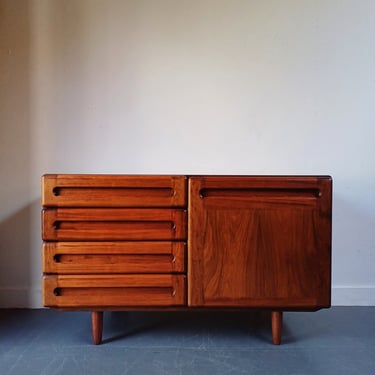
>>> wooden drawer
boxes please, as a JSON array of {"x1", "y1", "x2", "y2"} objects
[
  {"x1": 43, "y1": 241, "x2": 186, "y2": 274},
  {"x1": 43, "y1": 274, "x2": 186, "y2": 307},
  {"x1": 42, "y1": 174, "x2": 187, "y2": 207},
  {"x1": 42, "y1": 208, "x2": 187, "y2": 241}
]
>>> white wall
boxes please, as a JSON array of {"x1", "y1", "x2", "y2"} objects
[{"x1": 1, "y1": 0, "x2": 374, "y2": 307}]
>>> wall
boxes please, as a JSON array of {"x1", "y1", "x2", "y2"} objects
[{"x1": 1, "y1": 0, "x2": 374, "y2": 307}]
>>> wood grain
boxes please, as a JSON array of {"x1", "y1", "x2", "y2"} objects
[
  {"x1": 43, "y1": 241, "x2": 186, "y2": 274},
  {"x1": 42, "y1": 208, "x2": 187, "y2": 241},
  {"x1": 42, "y1": 174, "x2": 187, "y2": 207},
  {"x1": 41, "y1": 174, "x2": 332, "y2": 345},
  {"x1": 43, "y1": 274, "x2": 186, "y2": 307},
  {"x1": 188, "y1": 176, "x2": 332, "y2": 309}
]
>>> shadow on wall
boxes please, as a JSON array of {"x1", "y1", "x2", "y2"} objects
[
  {"x1": 0, "y1": 204, "x2": 33, "y2": 307},
  {"x1": 0, "y1": 1, "x2": 35, "y2": 307}
]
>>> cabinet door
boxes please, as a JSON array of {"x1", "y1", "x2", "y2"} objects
[{"x1": 188, "y1": 176, "x2": 332, "y2": 309}]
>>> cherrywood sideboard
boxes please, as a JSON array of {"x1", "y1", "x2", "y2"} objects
[{"x1": 41, "y1": 174, "x2": 332, "y2": 345}]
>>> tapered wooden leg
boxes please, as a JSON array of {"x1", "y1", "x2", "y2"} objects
[
  {"x1": 91, "y1": 311, "x2": 103, "y2": 345},
  {"x1": 271, "y1": 311, "x2": 283, "y2": 345}
]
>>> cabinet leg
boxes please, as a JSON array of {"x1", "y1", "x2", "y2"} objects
[
  {"x1": 271, "y1": 311, "x2": 283, "y2": 345},
  {"x1": 91, "y1": 311, "x2": 103, "y2": 345}
]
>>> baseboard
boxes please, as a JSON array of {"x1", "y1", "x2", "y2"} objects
[
  {"x1": 332, "y1": 286, "x2": 375, "y2": 306},
  {"x1": 0, "y1": 287, "x2": 41, "y2": 308},
  {"x1": 1, "y1": 286, "x2": 374, "y2": 308}
]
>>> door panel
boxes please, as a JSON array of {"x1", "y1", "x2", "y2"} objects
[{"x1": 188, "y1": 176, "x2": 332, "y2": 309}]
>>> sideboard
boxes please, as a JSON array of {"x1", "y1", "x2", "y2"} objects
[{"x1": 41, "y1": 174, "x2": 332, "y2": 345}]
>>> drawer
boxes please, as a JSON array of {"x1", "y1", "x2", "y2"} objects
[
  {"x1": 42, "y1": 208, "x2": 187, "y2": 241},
  {"x1": 43, "y1": 274, "x2": 186, "y2": 307},
  {"x1": 43, "y1": 241, "x2": 186, "y2": 274},
  {"x1": 42, "y1": 174, "x2": 187, "y2": 207}
]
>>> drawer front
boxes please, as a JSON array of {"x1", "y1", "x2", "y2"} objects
[
  {"x1": 43, "y1": 274, "x2": 186, "y2": 307},
  {"x1": 42, "y1": 174, "x2": 187, "y2": 207},
  {"x1": 42, "y1": 208, "x2": 187, "y2": 241},
  {"x1": 43, "y1": 241, "x2": 186, "y2": 274}
]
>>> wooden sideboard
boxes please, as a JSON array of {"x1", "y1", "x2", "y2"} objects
[{"x1": 42, "y1": 174, "x2": 332, "y2": 345}]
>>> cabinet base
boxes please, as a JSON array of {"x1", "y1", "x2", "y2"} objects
[{"x1": 90, "y1": 310, "x2": 284, "y2": 345}]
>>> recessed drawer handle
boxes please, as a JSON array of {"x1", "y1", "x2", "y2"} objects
[
  {"x1": 199, "y1": 188, "x2": 322, "y2": 199},
  {"x1": 52, "y1": 187, "x2": 60, "y2": 196},
  {"x1": 54, "y1": 288, "x2": 61, "y2": 296},
  {"x1": 53, "y1": 221, "x2": 60, "y2": 230},
  {"x1": 53, "y1": 254, "x2": 61, "y2": 263}
]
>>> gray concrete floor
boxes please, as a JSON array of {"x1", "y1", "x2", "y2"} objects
[{"x1": 0, "y1": 307, "x2": 374, "y2": 374}]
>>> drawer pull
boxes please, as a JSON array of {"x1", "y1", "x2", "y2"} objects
[
  {"x1": 199, "y1": 188, "x2": 321, "y2": 199},
  {"x1": 53, "y1": 187, "x2": 60, "y2": 196},
  {"x1": 53, "y1": 221, "x2": 60, "y2": 230},
  {"x1": 53, "y1": 254, "x2": 61, "y2": 263},
  {"x1": 54, "y1": 288, "x2": 61, "y2": 296}
]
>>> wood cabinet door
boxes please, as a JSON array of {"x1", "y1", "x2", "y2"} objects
[{"x1": 188, "y1": 176, "x2": 332, "y2": 309}]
